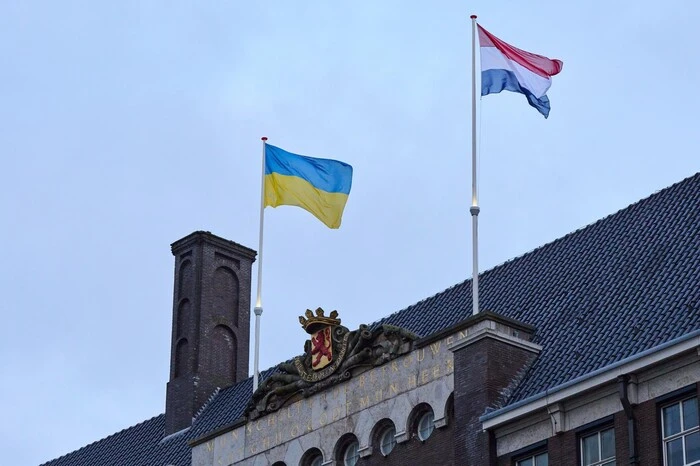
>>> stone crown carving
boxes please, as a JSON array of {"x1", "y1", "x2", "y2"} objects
[
  {"x1": 246, "y1": 312, "x2": 417, "y2": 420},
  {"x1": 298, "y1": 307, "x2": 341, "y2": 334}
]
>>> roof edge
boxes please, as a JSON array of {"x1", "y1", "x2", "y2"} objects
[{"x1": 480, "y1": 329, "x2": 700, "y2": 428}]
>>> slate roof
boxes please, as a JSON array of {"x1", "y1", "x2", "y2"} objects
[
  {"x1": 42, "y1": 173, "x2": 700, "y2": 465},
  {"x1": 378, "y1": 172, "x2": 700, "y2": 404},
  {"x1": 39, "y1": 414, "x2": 190, "y2": 466}
]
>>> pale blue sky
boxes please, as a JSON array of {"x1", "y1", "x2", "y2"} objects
[{"x1": 2, "y1": 1, "x2": 699, "y2": 464}]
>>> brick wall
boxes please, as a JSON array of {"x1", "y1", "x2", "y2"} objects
[
  {"x1": 359, "y1": 421, "x2": 454, "y2": 466},
  {"x1": 453, "y1": 333, "x2": 539, "y2": 465}
]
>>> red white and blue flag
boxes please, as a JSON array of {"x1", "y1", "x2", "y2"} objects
[{"x1": 479, "y1": 25, "x2": 563, "y2": 118}]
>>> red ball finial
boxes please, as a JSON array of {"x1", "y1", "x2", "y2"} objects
[
  {"x1": 261, "y1": 137, "x2": 268, "y2": 141},
  {"x1": 470, "y1": 14, "x2": 477, "y2": 19}
]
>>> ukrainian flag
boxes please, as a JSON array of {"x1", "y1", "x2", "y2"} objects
[{"x1": 264, "y1": 144, "x2": 353, "y2": 229}]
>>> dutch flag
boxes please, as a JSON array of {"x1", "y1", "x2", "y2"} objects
[{"x1": 479, "y1": 25, "x2": 563, "y2": 118}]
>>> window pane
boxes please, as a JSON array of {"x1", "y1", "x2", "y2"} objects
[
  {"x1": 344, "y1": 440, "x2": 359, "y2": 466},
  {"x1": 582, "y1": 433, "x2": 600, "y2": 464},
  {"x1": 418, "y1": 412, "x2": 434, "y2": 441},
  {"x1": 311, "y1": 457, "x2": 322, "y2": 466},
  {"x1": 601, "y1": 462, "x2": 615, "y2": 466},
  {"x1": 380, "y1": 427, "x2": 396, "y2": 456},
  {"x1": 683, "y1": 398, "x2": 699, "y2": 430},
  {"x1": 686, "y1": 431, "x2": 700, "y2": 463},
  {"x1": 517, "y1": 458, "x2": 533, "y2": 466},
  {"x1": 535, "y1": 452, "x2": 548, "y2": 466},
  {"x1": 666, "y1": 437, "x2": 684, "y2": 466},
  {"x1": 664, "y1": 403, "x2": 682, "y2": 437},
  {"x1": 601, "y1": 428, "x2": 615, "y2": 459}
]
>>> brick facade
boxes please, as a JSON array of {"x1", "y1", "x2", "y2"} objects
[
  {"x1": 495, "y1": 384, "x2": 700, "y2": 466},
  {"x1": 358, "y1": 421, "x2": 454, "y2": 466},
  {"x1": 451, "y1": 316, "x2": 539, "y2": 465}
]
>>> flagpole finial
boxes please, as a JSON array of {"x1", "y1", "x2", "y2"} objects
[
  {"x1": 470, "y1": 14, "x2": 477, "y2": 19},
  {"x1": 261, "y1": 137, "x2": 268, "y2": 141}
]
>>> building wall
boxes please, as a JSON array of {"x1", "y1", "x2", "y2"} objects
[
  {"x1": 358, "y1": 419, "x2": 454, "y2": 466},
  {"x1": 495, "y1": 395, "x2": 696, "y2": 465},
  {"x1": 192, "y1": 330, "x2": 461, "y2": 466},
  {"x1": 192, "y1": 322, "x2": 699, "y2": 465},
  {"x1": 494, "y1": 350, "x2": 700, "y2": 465},
  {"x1": 452, "y1": 330, "x2": 539, "y2": 465}
]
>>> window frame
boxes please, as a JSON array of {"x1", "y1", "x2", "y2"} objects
[
  {"x1": 342, "y1": 438, "x2": 359, "y2": 466},
  {"x1": 660, "y1": 395, "x2": 700, "y2": 466},
  {"x1": 378, "y1": 424, "x2": 397, "y2": 456},
  {"x1": 408, "y1": 403, "x2": 436, "y2": 443},
  {"x1": 334, "y1": 433, "x2": 360, "y2": 466},
  {"x1": 511, "y1": 440, "x2": 548, "y2": 466},
  {"x1": 579, "y1": 426, "x2": 616, "y2": 466},
  {"x1": 417, "y1": 410, "x2": 435, "y2": 441},
  {"x1": 515, "y1": 451, "x2": 548, "y2": 466}
]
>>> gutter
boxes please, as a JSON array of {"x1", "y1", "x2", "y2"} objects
[{"x1": 480, "y1": 328, "x2": 700, "y2": 427}]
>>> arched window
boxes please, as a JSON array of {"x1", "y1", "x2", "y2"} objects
[
  {"x1": 409, "y1": 403, "x2": 436, "y2": 442},
  {"x1": 271, "y1": 462, "x2": 286, "y2": 466},
  {"x1": 372, "y1": 418, "x2": 397, "y2": 456},
  {"x1": 299, "y1": 447, "x2": 323, "y2": 466},
  {"x1": 335, "y1": 433, "x2": 360, "y2": 466}
]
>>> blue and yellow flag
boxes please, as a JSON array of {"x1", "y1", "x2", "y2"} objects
[{"x1": 264, "y1": 144, "x2": 353, "y2": 229}]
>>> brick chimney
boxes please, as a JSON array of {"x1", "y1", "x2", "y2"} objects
[
  {"x1": 165, "y1": 231, "x2": 256, "y2": 435},
  {"x1": 449, "y1": 311, "x2": 541, "y2": 464}
]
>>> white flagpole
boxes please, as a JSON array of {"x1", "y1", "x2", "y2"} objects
[
  {"x1": 470, "y1": 15, "x2": 481, "y2": 315},
  {"x1": 253, "y1": 136, "x2": 267, "y2": 391}
]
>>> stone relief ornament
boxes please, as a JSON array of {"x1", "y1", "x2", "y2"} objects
[{"x1": 245, "y1": 308, "x2": 417, "y2": 420}]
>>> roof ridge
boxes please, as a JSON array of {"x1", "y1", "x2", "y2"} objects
[{"x1": 39, "y1": 413, "x2": 165, "y2": 466}]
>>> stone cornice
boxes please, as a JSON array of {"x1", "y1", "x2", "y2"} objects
[
  {"x1": 447, "y1": 327, "x2": 543, "y2": 354},
  {"x1": 171, "y1": 230, "x2": 257, "y2": 259},
  {"x1": 417, "y1": 310, "x2": 536, "y2": 348}
]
